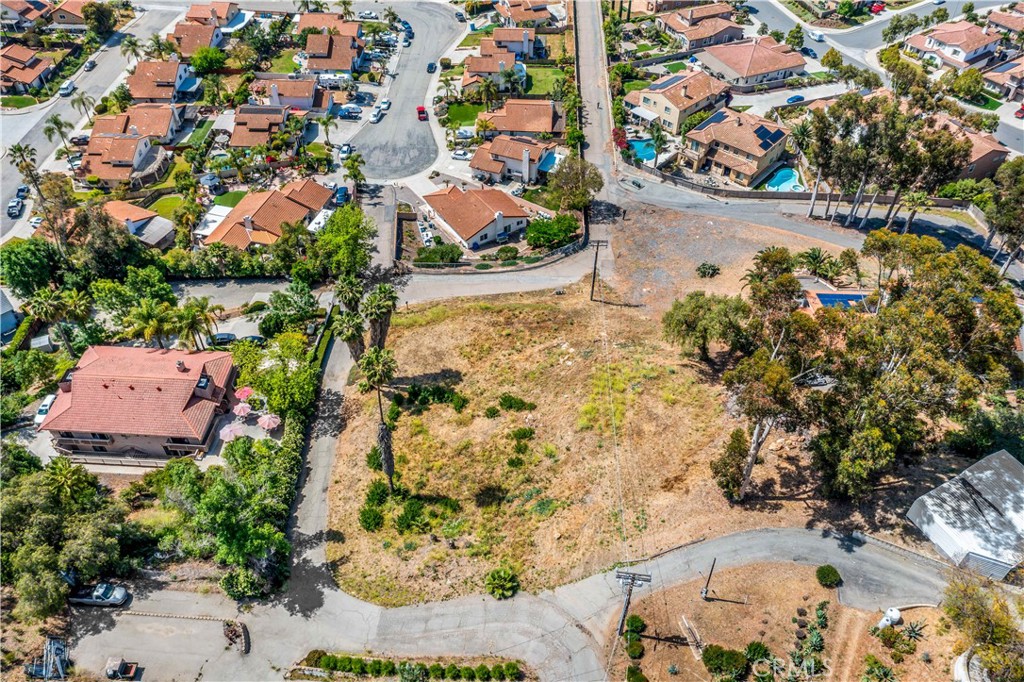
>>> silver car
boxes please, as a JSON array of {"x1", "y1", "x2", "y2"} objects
[{"x1": 69, "y1": 583, "x2": 130, "y2": 607}]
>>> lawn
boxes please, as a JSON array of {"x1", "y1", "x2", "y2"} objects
[
  {"x1": 808, "y1": 71, "x2": 832, "y2": 81},
  {"x1": 623, "y1": 79, "x2": 649, "y2": 94},
  {"x1": 306, "y1": 141, "x2": 331, "y2": 161},
  {"x1": 37, "y1": 49, "x2": 69, "y2": 64},
  {"x1": 1, "y1": 95, "x2": 36, "y2": 108},
  {"x1": 522, "y1": 187, "x2": 561, "y2": 211},
  {"x1": 442, "y1": 64, "x2": 465, "y2": 77},
  {"x1": 525, "y1": 66, "x2": 564, "y2": 95},
  {"x1": 187, "y1": 119, "x2": 214, "y2": 145},
  {"x1": 458, "y1": 26, "x2": 497, "y2": 48},
  {"x1": 148, "y1": 158, "x2": 190, "y2": 190},
  {"x1": 148, "y1": 195, "x2": 183, "y2": 220},
  {"x1": 544, "y1": 31, "x2": 573, "y2": 58},
  {"x1": 663, "y1": 60, "x2": 689, "y2": 73},
  {"x1": 635, "y1": 43, "x2": 656, "y2": 53},
  {"x1": 731, "y1": 105, "x2": 752, "y2": 112},
  {"x1": 445, "y1": 102, "x2": 485, "y2": 126},
  {"x1": 214, "y1": 190, "x2": 247, "y2": 207},
  {"x1": 959, "y1": 92, "x2": 1003, "y2": 111},
  {"x1": 270, "y1": 49, "x2": 299, "y2": 74}
]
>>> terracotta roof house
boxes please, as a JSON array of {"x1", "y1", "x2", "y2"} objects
[
  {"x1": 623, "y1": 70, "x2": 730, "y2": 134},
  {"x1": 294, "y1": 12, "x2": 363, "y2": 36},
  {"x1": 904, "y1": 21, "x2": 1000, "y2": 71},
  {"x1": 185, "y1": 1, "x2": 238, "y2": 26},
  {"x1": 1, "y1": 0, "x2": 53, "y2": 30},
  {"x1": 986, "y1": 8, "x2": 1024, "y2": 39},
  {"x1": 251, "y1": 75, "x2": 336, "y2": 111},
  {"x1": 102, "y1": 200, "x2": 176, "y2": 249},
  {"x1": 167, "y1": 21, "x2": 223, "y2": 60},
  {"x1": 203, "y1": 186, "x2": 326, "y2": 249},
  {"x1": 38, "y1": 346, "x2": 236, "y2": 464},
  {"x1": 491, "y1": 26, "x2": 539, "y2": 58},
  {"x1": 682, "y1": 108, "x2": 790, "y2": 187},
  {"x1": 470, "y1": 134, "x2": 557, "y2": 183},
  {"x1": 303, "y1": 32, "x2": 364, "y2": 74},
  {"x1": 423, "y1": 186, "x2": 531, "y2": 249},
  {"x1": 1, "y1": 44, "x2": 53, "y2": 94},
  {"x1": 477, "y1": 99, "x2": 566, "y2": 138},
  {"x1": 461, "y1": 47, "x2": 523, "y2": 91},
  {"x1": 929, "y1": 113, "x2": 1010, "y2": 181},
  {"x1": 280, "y1": 177, "x2": 333, "y2": 212},
  {"x1": 229, "y1": 104, "x2": 294, "y2": 148},
  {"x1": 127, "y1": 60, "x2": 198, "y2": 103},
  {"x1": 984, "y1": 55, "x2": 1024, "y2": 101},
  {"x1": 495, "y1": 0, "x2": 557, "y2": 26},
  {"x1": 80, "y1": 133, "x2": 169, "y2": 189},
  {"x1": 50, "y1": 0, "x2": 87, "y2": 28},
  {"x1": 658, "y1": 2, "x2": 732, "y2": 33},
  {"x1": 666, "y1": 16, "x2": 744, "y2": 54},
  {"x1": 91, "y1": 103, "x2": 183, "y2": 144},
  {"x1": 696, "y1": 37, "x2": 806, "y2": 86}
]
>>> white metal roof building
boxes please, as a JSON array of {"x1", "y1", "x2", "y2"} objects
[{"x1": 907, "y1": 450, "x2": 1024, "y2": 579}]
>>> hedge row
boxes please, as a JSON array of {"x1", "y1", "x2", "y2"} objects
[{"x1": 305, "y1": 652, "x2": 523, "y2": 681}]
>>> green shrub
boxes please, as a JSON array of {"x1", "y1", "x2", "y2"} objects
[
  {"x1": 460, "y1": 666, "x2": 476, "y2": 680},
  {"x1": 625, "y1": 615, "x2": 647, "y2": 634},
  {"x1": 507, "y1": 456, "x2": 525, "y2": 468},
  {"x1": 382, "y1": 660, "x2": 397, "y2": 675},
  {"x1": 696, "y1": 262, "x2": 721, "y2": 278},
  {"x1": 495, "y1": 245, "x2": 519, "y2": 261},
  {"x1": 367, "y1": 659, "x2": 382, "y2": 676},
  {"x1": 701, "y1": 644, "x2": 748, "y2": 678},
  {"x1": 512, "y1": 441, "x2": 529, "y2": 455},
  {"x1": 359, "y1": 505, "x2": 385, "y2": 532},
  {"x1": 475, "y1": 664, "x2": 492, "y2": 681},
  {"x1": 366, "y1": 479, "x2": 390, "y2": 506},
  {"x1": 395, "y1": 499, "x2": 426, "y2": 533},
  {"x1": 451, "y1": 393, "x2": 469, "y2": 413},
  {"x1": 503, "y1": 662, "x2": 521, "y2": 680},
  {"x1": 305, "y1": 650, "x2": 326, "y2": 667},
  {"x1": 219, "y1": 567, "x2": 267, "y2": 599},
  {"x1": 745, "y1": 641, "x2": 771, "y2": 663},
  {"x1": 242, "y1": 300, "x2": 268, "y2": 314},
  {"x1": 485, "y1": 566, "x2": 520, "y2": 599},
  {"x1": 626, "y1": 641, "x2": 645, "y2": 659},
  {"x1": 499, "y1": 260, "x2": 518, "y2": 267},
  {"x1": 509, "y1": 427, "x2": 535, "y2": 441},
  {"x1": 475, "y1": 263, "x2": 493, "y2": 270},
  {"x1": 498, "y1": 393, "x2": 536, "y2": 411},
  {"x1": 491, "y1": 664, "x2": 506, "y2": 680},
  {"x1": 428, "y1": 663, "x2": 445, "y2": 679},
  {"x1": 366, "y1": 445, "x2": 383, "y2": 470},
  {"x1": 485, "y1": 406, "x2": 500, "y2": 418},
  {"x1": 350, "y1": 658, "x2": 365, "y2": 675},
  {"x1": 816, "y1": 564, "x2": 842, "y2": 588},
  {"x1": 625, "y1": 665, "x2": 648, "y2": 682},
  {"x1": 446, "y1": 663, "x2": 461, "y2": 679}
]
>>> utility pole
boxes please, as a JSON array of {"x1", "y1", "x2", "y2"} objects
[
  {"x1": 615, "y1": 570, "x2": 652, "y2": 635},
  {"x1": 700, "y1": 558, "x2": 717, "y2": 601},
  {"x1": 589, "y1": 239, "x2": 608, "y2": 301}
]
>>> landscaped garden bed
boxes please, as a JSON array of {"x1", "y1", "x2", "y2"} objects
[{"x1": 295, "y1": 652, "x2": 532, "y2": 681}]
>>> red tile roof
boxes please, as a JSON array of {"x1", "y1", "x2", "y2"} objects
[
  {"x1": 91, "y1": 103, "x2": 177, "y2": 139},
  {"x1": 1, "y1": 0, "x2": 53, "y2": 23},
  {"x1": 281, "y1": 177, "x2": 332, "y2": 211},
  {"x1": 478, "y1": 99, "x2": 565, "y2": 134},
  {"x1": 204, "y1": 188, "x2": 313, "y2": 248},
  {"x1": 700, "y1": 36, "x2": 805, "y2": 79},
  {"x1": 39, "y1": 346, "x2": 234, "y2": 440},
  {"x1": 54, "y1": 0, "x2": 87, "y2": 19},
  {"x1": 167, "y1": 21, "x2": 219, "y2": 58},
  {"x1": 228, "y1": 105, "x2": 289, "y2": 147},
  {"x1": 81, "y1": 135, "x2": 148, "y2": 181},
  {"x1": 424, "y1": 186, "x2": 529, "y2": 241},
  {"x1": 1, "y1": 44, "x2": 52, "y2": 86},
  {"x1": 924, "y1": 20, "x2": 1000, "y2": 52},
  {"x1": 103, "y1": 200, "x2": 156, "y2": 224},
  {"x1": 304, "y1": 33, "x2": 361, "y2": 72},
  {"x1": 127, "y1": 61, "x2": 184, "y2": 101}
]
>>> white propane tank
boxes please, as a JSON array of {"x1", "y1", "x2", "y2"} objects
[{"x1": 885, "y1": 607, "x2": 902, "y2": 625}]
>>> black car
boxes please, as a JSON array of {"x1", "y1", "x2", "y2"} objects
[
  {"x1": 207, "y1": 333, "x2": 237, "y2": 346},
  {"x1": 70, "y1": 134, "x2": 90, "y2": 145},
  {"x1": 83, "y1": 59, "x2": 97, "y2": 71},
  {"x1": 427, "y1": 62, "x2": 437, "y2": 73},
  {"x1": 240, "y1": 335, "x2": 267, "y2": 347},
  {"x1": 455, "y1": 11, "x2": 465, "y2": 21}
]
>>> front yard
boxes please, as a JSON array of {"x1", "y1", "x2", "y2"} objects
[
  {"x1": 458, "y1": 26, "x2": 497, "y2": 48},
  {"x1": 1, "y1": 95, "x2": 36, "y2": 108},
  {"x1": 446, "y1": 102, "x2": 486, "y2": 126}
]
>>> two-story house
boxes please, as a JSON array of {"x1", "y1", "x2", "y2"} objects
[
  {"x1": 984, "y1": 56, "x2": 1024, "y2": 101},
  {"x1": 623, "y1": 70, "x2": 730, "y2": 134},
  {"x1": 491, "y1": 27, "x2": 540, "y2": 58},
  {"x1": 185, "y1": 1, "x2": 237, "y2": 26},
  {"x1": 302, "y1": 31, "x2": 365, "y2": 75},
  {"x1": 50, "y1": 0, "x2": 87, "y2": 30},
  {"x1": 167, "y1": 21, "x2": 224, "y2": 60},
  {"x1": 38, "y1": 346, "x2": 236, "y2": 465},
  {"x1": 228, "y1": 104, "x2": 295, "y2": 148},
  {"x1": 495, "y1": 0, "x2": 560, "y2": 27},
  {"x1": 81, "y1": 132, "x2": 169, "y2": 189},
  {"x1": 986, "y1": 4, "x2": 1024, "y2": 41},
  {"x1": 1, "y1": 0, "x2": 53, "y2": 31},
  {"x1": 683, "y1": 108, "x2": 790, "y2": 187},
  {"x1": 92, "y1": 103, "x2": 183, "y2": 144},
  {"x1": 1, "y1": 44, "x2": 53, "y2": 94},
  {"x1": 423, "y1": 186, "x2": 532, "y2": 249},
  {"x1": 904, "y1": 20, "x2": 1000, "y2": 71},
  {"x1": 696, "y1": 37, "x2": 806, "y2": 86},
  {"x1": 250, "y1": 75, "x2": 337, "y2": 112},
  {"x1": 461, "y1": 41, "x2": 524, "y2": 92},
  {"x1": 477, "y1": 99, "x2": 566, "y2": 138},
  {"x1": 470, "y1": 134, "x2": 557, "y2": 183},
  {"x1": 203, "y1": 179, "x2": 332, "y2": 249},
  {"x1": 930, "y1": 113, "x2": 1010, "y2": 180},
  {"x1": 127, "y1": 60, "x2": 199, "y2": 103}
]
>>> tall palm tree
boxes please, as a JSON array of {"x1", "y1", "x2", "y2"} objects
[
  {"x1": 70, "y1": 91, "x2": 96, "y2": 125},
  {"x1": 438, "y1": 74, "x2": 456, "y2": 101},
  {"x1": 44, "y1": 457, "x2": 95, "y2": 507},
  {"x1": 317, "y1": 114, "x2": 338, "y2": 145},
  {"x1": 445, "y1": 118, "x2": 460, "y2": 146},
  {"x1": 146, "y1": 33, "x2": 170, "y2": 59},
  {"x1": 177, "y1": 296, "x2": 224, "y2": 350},
  {"x1": 26, "y1": 288, "x2": 74, "y2": 354},
  {"x1": 478, "y1": 78, "x2": 498, "y2": 109},
  {"x1": 9, "y1": 144, "x2": 44, "y2": 201},
  {"x1": 790, "y1": 120, "x2": 811, "y2": 155},
  {"x1": 498, "y1": 68, "x2": 518, "y2": 94},
  {"x1": 120, "y1": 34, "x2": 142, "y2": 65},
  {"x1": 335, "y1": 0, "x2": 354, "y2": 20},
  {"x1": 43, "y1": 113, "x2": 73, "y2": 156},
  {"x1": 363, "y1": 283, "x2": 399, "y2": 350},
  {"x1": 383, "y1": 5, "x2": 399, "y2": 27},
  {"x1": 333, "y1": 310, "x2": 366, "y2": 362},
  {"x1": 648, "y1": 121, "x2": 666, "y2": 165},
  {"x1": 475, "y1": 117, "x2": 495, "y2": 138},
  {"x1": 123, "y1": 298, "x2": 176, "y2": 349},
  {"x1": 342, "y1": 153, "x2": 365, "y2": 200},
  {"x1": 335, "y1": 273, "x2": 364, "y2": 313},
  {"x1": 359, "y1": 346, "x2": 397, "y2": 491}
]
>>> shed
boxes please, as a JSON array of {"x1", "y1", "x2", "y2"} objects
[{"x1": 907, "y1": 450, "x2": 1024, "y2": 579}]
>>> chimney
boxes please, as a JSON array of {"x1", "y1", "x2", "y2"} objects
[
  {"x1": 270, "y1": 82, "x2": 279, "y2": 105},
  {"x1": 128, "y1": 124, "x2": 139, "y2": 136},
  {"x1": 58, "y1": 369, "x2": 74, "y2": 392},
  {"x1": 244, "y1": 215, "x2": 253, "y2": 230},
  {"x1": 522, "y1": 28, "x2": 530, "y2": 56},
  {"x1": 495, "y1": 210, "x2": 504, "y2": 227},
  {"x1": 176, "y1": 360, "x2": 187, "y2": 372},
  {"x1": 522, "y1": 147, "x2": 531, "y2": 182}
]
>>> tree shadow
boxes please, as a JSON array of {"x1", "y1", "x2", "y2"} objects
[
  {"x1": 269, "y1": 528, "x2": 340, "y2": 618},
  {"x1": 590, "y1": 199, "x2": 623, "y2": 224},
  {"x1": 473, "y1": 484, "x2": 506, "y2": 508},
  {"x1": 393, "y1": 368, "x2": 464, "y2": 388},
  {"x1": 362, "y1": 264, "x2": 410, "y2": 290},
  {"x1": 309, "y1": 387, "x2": 345, "y2": 439}
]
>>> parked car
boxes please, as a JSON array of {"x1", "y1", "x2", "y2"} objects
[
  {"x1": 369, "y1": 106, "x2": 383, "y2": 123},
  {"x1": 380, "y1": 98, "x2": 392, "y2": 110},
  {"x1": 786, "y1": 94, "x2": 805, "y2": 104},
  {"x1": 417, "y1": 105, "x2": 427, "y2": 121},
  {"x1": 455, "y1": 128, "x2": 474, "y2": 140},
  {"x1": 29, "y1": 216, "x2": 43, "y2": 228},
  {"x1": 58, "y1": 80, "x2": 75, "y2": 96},
  {"x1": 83, "y1": 59, "x2": 97, "y2": 71},
  {"x1": 240, "y1": 335, "x2": 267, "y2": 347},
  {"x1": 870, "y1": 2, "x2": 885, "y2": 13},
  {"x1": 427, "y1": 62, "x2": 437, "y2": 73},
  {"x1": 70, "y1": 134, "x2": 90, "y2": 145},
  {"x1": 452, "y1": 149, "x2": 471, "y2": 160},
  {"x1": 16, "y1": 184, "x2": 29, "y2": 198},
  {"x1": 402, "y1": 37, "x2": 411, "y2": 47},
  {"x1": 7, "y1": 197, "x2": 24, "y2": 217},
  {"x1": 511, "y1": 184, "x2": 525, "y2": 196},
  {"x1": 932, "y1": 0, "x2": 944, "y2": 5},
  {"x1": 358, "y1": 10, "x2": 378, "y2": 19},
  {"x1": 34, "y1": 394, "x2": 56, "y2": 425},
  {"x1": 455, "y1": 10, "x2": 465, "y2": 21},
  {"x1": 207, "y1": 333, "x2": 237, "y2": 346},
  {"x1": 334, "y1": 186, "x2": 350, "y2": 205},
  {"x1": 105, "y1": 658, "x2": 138, "y2": 681},
  {"x1": 1015, "y1": 107, "x2": 1024, "y2": 119},
  {"x1": 338, "y1": 143, "x2": 352, "y2": 159},
  {"x1": 800, "y1": 47, "x2": 817, "y2": 58},
  {"x1": 68, "y1": 583, "x2": 129, "y2": 607},
  {"x1": 808, "y1": 30, "x2": 825, "y2": 42}
]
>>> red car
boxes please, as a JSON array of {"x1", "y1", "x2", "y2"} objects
[
  {"x1": 870, "y1": 2, "x2": 885, "y2": 13},
  {"x1": 417, "y1": 106, "x2": 427, "y2": 121},
  {"x1": 1015, "y1": 107, "x2": 1024, "y2": 119}
]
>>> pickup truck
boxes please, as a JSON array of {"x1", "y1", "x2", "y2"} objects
[
  {"x1": 105, "y1": 657, "x2": 138, "y2": 680},
  {"x1": 69, "y1": 583, "x2": 129, "y2": 606}
]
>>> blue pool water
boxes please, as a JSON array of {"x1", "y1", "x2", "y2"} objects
[
  {"x1": 629, "y1": 139, "x2": 656, "y2": 162},
  {"x1": 765, "y1": 167, "x2": 804, "y2": 192},
  {"x1": 817, "y1": 293, "x2": 867, "y2": 309}
]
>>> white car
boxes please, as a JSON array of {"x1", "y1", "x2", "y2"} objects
[
  {"x1": 58, "y1": 80, "x2": 75, "y2": 96},
  {"x1": 337, "y1": 143, "x2": 352, "y2": 159},
  {"x1": 369, "y1": 106, "x2": 383, "y2": 123},
  {"x1": 511, "y1": 184, "x2": 525, "y2": 196},
  {"x1": 402, "y1": 37, "x2": 411, "y2": 47},
  {"x1": 29, "y1": 216, "x2": 43, "y2": 228},
  {"x1": 380, "y1": 98, "x2": 392, "y2": 110},
  {"x1": 452, "y1": 149, "x2": 472, "y2": 160},
  {"x1": 34, "y1": 394, "x2": 56, "y2": 425},
  {"x1": 358, "y1": 10, "x2": 378, "y2": 19}
]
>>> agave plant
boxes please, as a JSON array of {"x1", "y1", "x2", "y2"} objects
[{"x1": 903, "y1": 620, "x2": 926, "y2": 641}]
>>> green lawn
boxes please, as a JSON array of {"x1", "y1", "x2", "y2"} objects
[
  {"x1": 623, "y1": 79, "x2": 649, "y2": 94},
  {"x1": 446, "y1": 102, "x2": 486, "y2": 126},
  {"x1": 1, "y1": 95, "x2": 36, "y2": 108},
  {"x1": 635, "y1": 43, "x2": 656, "y2": 53},
  {"x1": 214, "y1": 190, "x2": 247, "y2": 207},
  {"x1": 270, "y1": 49, "x2": 299, "y2": 74},
  {"x1": 959, "y1": 92, "x2": 1002, "y2": 111},
  {"x1": 442, "y1": 64, "x2": 465, "y2": 77},
  {"x1": 525, "y1": 66, "x2": 564, "y2": 95},
  {"x1": 187, "y1": 119, "x2": 214, "y2": 145},
  {"x1": 522, "y1": 187, "x2": 560, "y2": 211},
  {"x1": 306, "y1": 141, "x2": 331, "y2": 160},
  {"x1": 148, "y1": 158, "x2": 190, "y2": 190},
  {"x1": 731, "y1": 105, "x2": 752, "y2": 112},
  {"x1": 38, "y1": 48, "x2": 69, "y2": 63},
  {"x1": 663, "y1": 61, "x2": 689, "y2": 73},
  {"x1": 458, "y1": 26, "x2": 497, "y2": 48},
  {"x1": 808, "y1": 71, "x2": 832, "y2": 81},
  {"x1": 149, "y1": 195, "x2": 183, "y2": 219}
]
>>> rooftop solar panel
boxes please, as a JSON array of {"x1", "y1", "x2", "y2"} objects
[
  {"x1": 693, "y1": 109, "x2": 726, "y2": 131},
  {"x1": 649, "y1": 74, "x2": 686, "y2": 91},
  {"x1": 767, "y1": 129, "x2": 785, "y2": 144},
  {"x1": 753, "y1": 125, "x2": 771, "y2": 141},
  {"x1": 759, "y1": 139, "x2": 773, "y2": 151}
]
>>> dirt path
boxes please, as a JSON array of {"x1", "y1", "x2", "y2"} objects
[{"x1": 832, "y1": 607, "x2": 872, "y2": 682}]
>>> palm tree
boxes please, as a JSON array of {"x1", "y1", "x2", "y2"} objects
[
  {"x1": 384, "y1": 5, "x2": 399, "y2": 26},
  {"x1": 333, "y1": 310, "x2": 366, "y2": 362},
  {"x1": 120, "y1": 34, "x2": 142, "y2": 65},
  {"x1": 478, "y1": 78, "x2": 498, "y2": 109},
  {"x1": 359, "y1": 346, "x2": 398, "y2": 491},
  {"x1": 438, "y1": 74, "x2": 456, "y2": 101},
  {"x1": 70, "y1": 91, "x2": 96, "y2": 125},
  {"x1": 146, "y1": 33, "x2": 170, "y2": 59},
  {"x1": 317, "y1": 114, "x2": 338, "y2": 145},
  {"x1": 123, "y1": 298, "x2": 177, "y2": 349},
  {"x1": 204, "y1": 73, "x2": 223, "y2": 105},
  {"x1": 363, "y1": 283, "x2": 399, "y2": 350},
  {"x1": 177, "y1": 296, "x2": 224, "y2": 349},
  {"x1": 797, "y1": 247, "x2": 831, "y2": 279},
  {"x1": 445, "y1": 118, "x2": 461, "y2": 146},
  {"x1": 342, "y1": 153, "x2": 365, "y2": 200},
  {"x1": 9, "y1": 143, "x2": 44, "y2": 201},
  {"x1": 43, "y1": 113, "x2": 73, "y2": 156},
  {"x1": 498, "y1": 68, "x2": 519, "y2": 94},
  {"x1": 335, "y1": 273, "x2": 364, "y2": 313},
  {"x1": 26, "y1": 288, "x2": 74, "y2": 354},
  {"x1": 790, "y1": 120, "x2": 811, "y2": 155},
  {"x1": 648, "y1": 121, "x2": 666, "y2": 165},
  {"x1": 475, "y1": 117, "x2": 495, "y2": 138},
  {"x1": 44, "y1": 457, "x2": 95, "y2": 507},
  {"x1": 335, "y1": 0, "x2": 354, "y2": 20}
]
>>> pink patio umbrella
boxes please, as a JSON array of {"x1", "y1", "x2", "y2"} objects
[
  {"x1": 257, "y1": 413, "x2": 282, "y2": 431},
  {"x1": 219, "y1": 422, "x2": 245, "y2": 442},
  {"x1": 234, "y1": 386, "x2": 254, "y2": 400},
  {"x1": 233, "y1": 402, "x2": 253, "y2": 417}
]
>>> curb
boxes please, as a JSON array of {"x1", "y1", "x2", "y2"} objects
[
  {"x1": 850, "y1": 531, "x2": 950, "y2": 571},
  {"x1": 124, "y1": 611, "x2": 223, "y2": 621}
]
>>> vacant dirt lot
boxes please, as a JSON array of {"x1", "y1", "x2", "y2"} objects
[{"x1": 609, "y1": 564, "x2": 957, "y2": 682}]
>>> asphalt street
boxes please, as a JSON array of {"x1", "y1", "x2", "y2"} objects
[{"x1": 0, "y1": 8, "x2": 181, "y2": 240}]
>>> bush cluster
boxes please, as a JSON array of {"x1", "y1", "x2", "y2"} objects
[
  {"x1": 484, "y1": 566, "x2": 520, "y2": 600},
  {"x1": 312, "y1": 655, "x2": 521, "y2": 680},
  {"x1": 397, "y1": 383, "x2": 470, "y2": 415},
  {"x1": 498, "y1": 393, "x2": 536, "y2": 412},
  {"x1": 701, "y1": 644, "x2": 748, "y2": 679},
  {"x1": 816, "y1": 564, "x2": 842, "y2": 588}
]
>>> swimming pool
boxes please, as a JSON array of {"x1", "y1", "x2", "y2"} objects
[
  {"x1": 629, "y1": 139, "x2": 656, "y2": 162},
  {"x1": 764, "y1": 167, "x2": 804, "y2": 192},
  {"x1": 816, "y1": 293, "x2": 867, "y2": 309}
]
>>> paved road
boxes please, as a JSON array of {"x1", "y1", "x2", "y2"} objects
[{"x1": 0, "y1": 8, "x2": 181, "y2": 241}]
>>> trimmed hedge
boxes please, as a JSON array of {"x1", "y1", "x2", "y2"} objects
[{"x1": 311, "y1": 654, "x2": 523, "y2": 679}]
